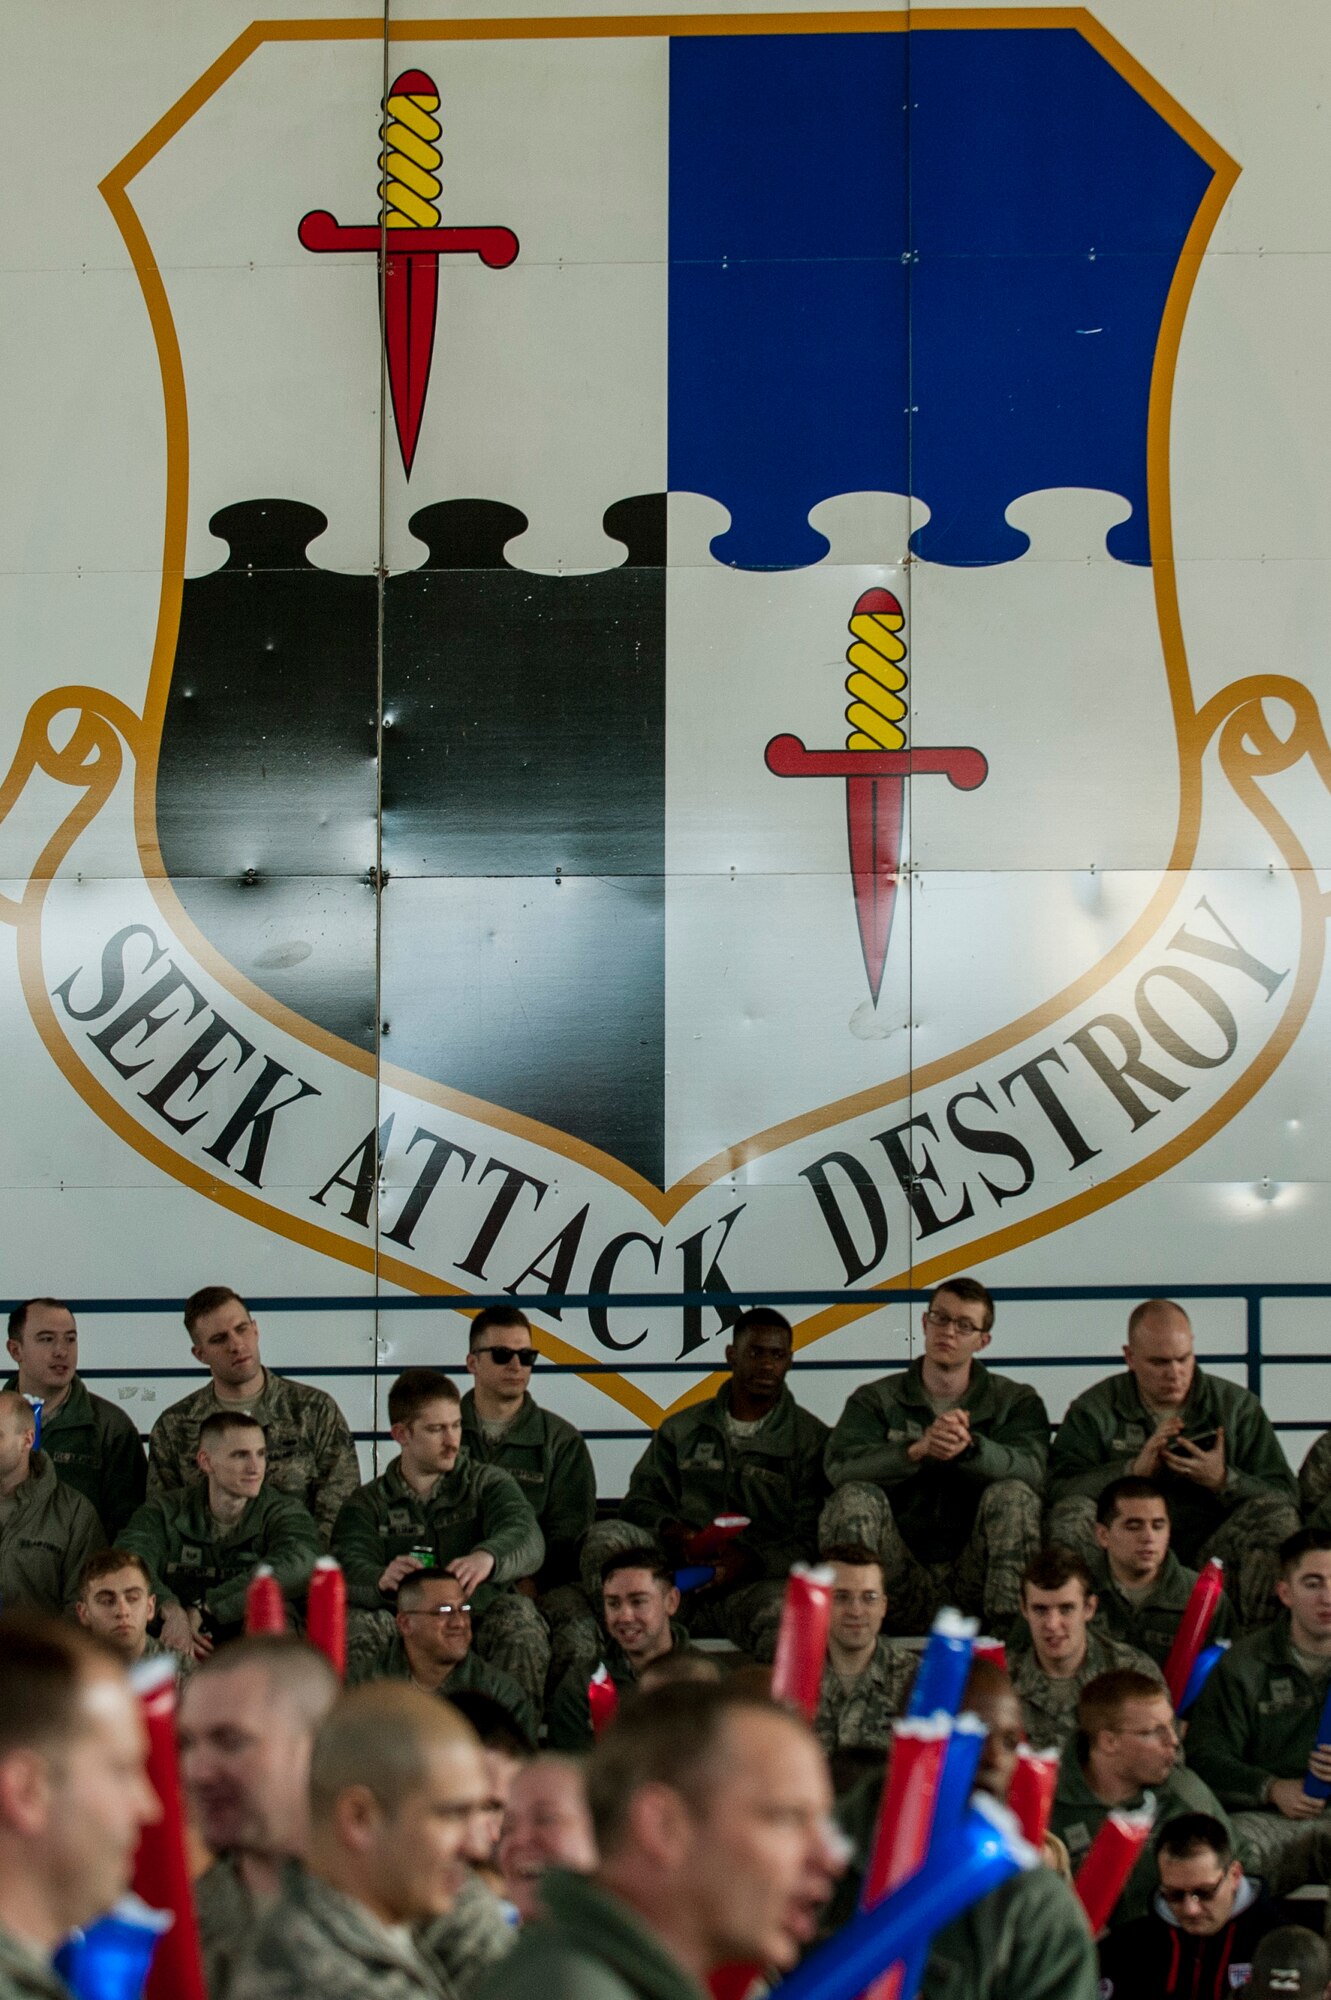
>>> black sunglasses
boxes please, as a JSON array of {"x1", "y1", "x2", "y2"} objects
[{"x1": 476, "y1": 1344, "x2": 537, "y2": 1367}]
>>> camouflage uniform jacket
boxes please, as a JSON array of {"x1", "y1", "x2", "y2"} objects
[
  {"x1": 230, "y1": 1863, "x2": 449, "y2": 2000},
  {"x1": 1297, "y1": 1430, "x2": 1331, "y2": 1533},
  {"x1": 0, "y1": 1451, "x2": 104, "y2": 1614},
  {"x1": 471, "y1": 1869, "x2": 704, "y2": 2000},
  {"x1": 1187, "y1": 1617, "x2": 1331, "y2": 1810},
  {"x1": 620, "y1": 1384, "x2": 829, "y2": 1576},
  {"x1": 1047, "y1": 1368, "x2": 1296, "y2": 1561},
  {"x1": 1011, "y1": 1627, "x2": 1162, "y2": 1754},
  {"x1": 545, "y1": 1621, "x2": 696, "y2": 1752},
  {"x1": 1087, "y1": 1547, "x2": 1236, "y2": 1667},
  {"x1": 415, "y1": 1874, "x2": 515, "y2": 1999},
  {"x1": 195, "y1": 1853, "x2": 258, "y2": 2000},
  {"x1": 0, "y1": 1930, "x2": 70, "y2": 2000},
  {"x1": 824, "y1": 1360, "x2": 1050, "y2": 1566},
  {"x1": 119, "y1": 1482, "x2": 319, "y2": 1628},
  {"x1": 814, "y1": 1636, "x2": 917, "y2": 1755},
  {"x1": 460, "y1": 1390, "x2": 595, "y2": 1588},
  {"x1": 331, "y1": 1451, "x2": 544, "y2": 1615},
  {"x1": 923, "y1": 1864, "x2": 1098, "y2": 2000},
  {"x1": 3, "y1": 1373, "x2": 146, "y2": 1539},
  {"x1": 343, "y1": 1628, "x2": 538, "y2": 1739},
  {"x1": 1050, "y1": 1747, "x2": 1233, "y2": 1927},
  {"x1": 147, "y1": 1369, "x2": 360, "y2": 1546}
]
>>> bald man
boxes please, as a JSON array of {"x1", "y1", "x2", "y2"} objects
[
  {"x1": 1047, "y1": 1299, "x2": 1298, "y2": 1627},
  {"x1": 232, "y1": 1683, "x2": 490, "y2": 2000},
  {"x1": 0, "y1": 1391, "x2": 103, "y2": 1616},
  {"x1": 178, "y1": 1636, "x2": 340, "y2": 2000}
]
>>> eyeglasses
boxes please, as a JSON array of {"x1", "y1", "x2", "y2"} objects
[
  {"x1": 476, "y1": 1345, "x2": 538, "y2": 1368},
  {"x1": 1159, "y1": 1875, "x2": 1227, "y2": 1909},
  {"x1": 406, "y1": 1602, "x2": 472, "y2": 1619},
  {"x1": 923, "y1": 1309, "x2": 985, "y2": 1337},
  {"x1": 832, "y1": 1590, "x2": 884, "y2": 1607}
]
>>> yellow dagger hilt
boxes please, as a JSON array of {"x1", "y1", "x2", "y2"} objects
[
  {"x1": 844, "y1": 587, "x2": 908, "y2": 751},
  {"x1": 380, "y1": 69, "x2": 442, "y2": 229}
]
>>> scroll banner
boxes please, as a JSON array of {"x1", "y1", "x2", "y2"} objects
[{"x1": 0, "y1": 672, "x2": 1328, "y2": 1428}]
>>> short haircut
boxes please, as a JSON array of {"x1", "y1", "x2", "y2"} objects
[
  {"x1": 929, "y1": 1276, "x2": 994, "y2": 1331},
  {"x1": 309, "y1": 1682, "x2": 477, "y2": 1821},
  {"x1": 396, "y1": 1567, "x2": 468, "y2": 1614},
  {"x1": 587, "y1": 1682, "x2": 804, "y2": 1853},
  {"x1": 1020, "y1": 1546, "x2": 1094, "y2": 1599},
  {"x1": 0, "y1": 1613, "x2": 119, "y2": 1759},
  {"x1": 446, "y1": 1689, "x2": 535, "y2": 1758},
  {"x1": 387, "y1": 1368, "x2": 460, "y2": 1427},
  {"x1": 468, "y1": 1306, "x2": 530, "y2": 1350},
  {"x1": 1250, "y1": 1926, "x2": 1331, "y2": 2000},
  {"x1": 6, "y1": 1298, "x2": 70, "y2": 1342},
  {"x1": 962, "y1": 1657, "x2": 1014, "y2": 1708},
  {"x1": 0, "y1": 1391, "x2": 35, "y2": 1437},
  {"x1": 730, "y1": 1308, "x2": 792, "y2": 1347},
  {"x1": 198, "y1": 1410, "x2": 265, "y2": 1451},
  {"x1": 1126, "y1": 1297, "x2": 1190, "y2": 1342},
  {"x1": 79, "y1": 1549, "x2": 153, "y2": 1597},
  {"x1": 601, "y1": 1545, "x2": 674, "y2": 1591},
  {"x1": 184, "y1": 1285, "x2": 247, "y2": 1336},
  {"x1": 1096, "y1": 1476, "x2": 1169, "y2": 1527},
  {"x1": 1078, "y1": 1668, "x2": 1169, "y2": 1738},
  {"x1": 820, "y1": 1543, "x2": 885, "y2": 1578},
  {"x1": 1279, "y1": 1527, "x2": 1331, "y2": 1577},
  {"x1": 1155, "y1": 1811, "x2": 1233, "y2": 1866},
  {"x1": 186, "y1": 1634, "x2": 340, "y2": 1731},
  {"x1": 632, "y1": 1651, "x2": 722, "y2": 1694}
]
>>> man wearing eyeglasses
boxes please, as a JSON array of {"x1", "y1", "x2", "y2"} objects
[
  {"x1": 822, "y1": 1277, "x2": 1048, "y2": 1633},
  {"x1": 813, "y1": 1544, "x2": 915, "y2": 1758},
  {"x1": 332, "y1": 1369, "x2": 550, "y2": 1716},
  {"x1": 1098, "y1": 1812, "x2": 1295, "y2": 2000},
  {"x1": 1050, "y1": 1669, "x2": 1234, "y2": 1929},
  {"x1": 345, "y1": 1565, "x2": 537, "y2": 1741},
  {"x1": 461, "y1": 1306, "x2": 598, "y2": 1683}
]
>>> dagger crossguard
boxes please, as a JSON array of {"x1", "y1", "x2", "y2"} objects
[
  {"x1": 845, "y1": 586, "x2": 908, "y2": 751},
  {"x1": 381, "y1": 71, "x2": 443, "y2": 230}
]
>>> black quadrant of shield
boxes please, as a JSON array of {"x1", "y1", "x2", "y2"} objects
[
  {"x1": 381, "y1": 495, "x2": 666, "y2": 1186},
  {"x1": 156, "y1": 499, "x2": 378, "y2": 1051}
]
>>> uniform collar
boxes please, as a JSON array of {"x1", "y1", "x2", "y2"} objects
[{"x1": 537, "y1": 1872, "x2": 707, "y2": 2000}]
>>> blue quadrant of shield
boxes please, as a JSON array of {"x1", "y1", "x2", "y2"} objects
[{"x1": 157, "y1": 23, "x2": 1219, "y2": 1190}]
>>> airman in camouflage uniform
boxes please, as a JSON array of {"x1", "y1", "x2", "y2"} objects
[
  {"x1": 121, "y1": 1416, "x2": 319, "y2": 1643},
  {"x1": 1011, "y1": 1622, "x2": 1162, "y2": 1753},
  {"x1": 587, "y1": 1309, "x2": 828, "y2": 1660},
  {"x1": 0, "y1": 1394, "x2": 104, "y2": 1615},
  {"x1": 1011, "y1": 1548, "x2": 1162, "y2": 1752},
  {"x1": 332, "y1": 1370, "x2": 548, "y2": 1714},
  {"x1": 1046, "y1": 1300, "x2": 1298, "y2": 1630},
  {"x1": 1297, "y1": 1429, "x2": 1331, "y2": 1534},
  {"x1": 823, "y1": 1281, "x2": 1048, "y2": 1633},
  {"x1": 148, "y1": 1285, "x2": 360, "y2": 1546},
  {"x1": 814, "y1": 1635, "x2": 917, "y2": 1758},
  {"x1": 231, "y1": 1862, "x2": 450, "y2": 2000},
  {"x1": 5, "y1": 1298, "x2": 146, "y2": 1537}
]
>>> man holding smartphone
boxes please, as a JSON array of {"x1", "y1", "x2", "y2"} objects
[{"x1": 1047, "y1": 1299, "x2": 1298, "y2": 1630}]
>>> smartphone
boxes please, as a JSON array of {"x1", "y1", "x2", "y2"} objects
[{"x1": 1168, "y1": 1429, "x2": 1218, "y2": 1456}]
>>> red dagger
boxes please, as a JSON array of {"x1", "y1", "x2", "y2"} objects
[
  {"x1": 298, "y1": 69, "x2": 518, "y2": 477},
  {"x1": 765, "y1": 587, "x2": 988, "y2": 1005}
]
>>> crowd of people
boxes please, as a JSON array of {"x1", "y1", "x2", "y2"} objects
[{"x1": 3, "y1": 1278, "x2": 1331, "y2": 1997}]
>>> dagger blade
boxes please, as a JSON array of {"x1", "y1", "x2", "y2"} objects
[
  {"x1": 846, "y1": 772, "x2": 905, "y2": 1007},
  {"x1": 383, "y1": 248, "x2": 439, "y2": 479}
]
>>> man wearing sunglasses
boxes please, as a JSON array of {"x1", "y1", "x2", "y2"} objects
[
  {"x1": 462, "y1": 1307, "x2": 598, "y2": 1683},
  {"x1": 822, "y1": 1277, "x2": 1048, "y2": 1634},
  {"x1": 345, "y1": 1565, "x2": 537, "y2": 1742},
  {"x1": 1099, "y1": 1813, "x2": 1297, "y2": 2000}
]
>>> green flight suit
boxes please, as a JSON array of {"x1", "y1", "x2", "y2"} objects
[
  {"x1": 460, "y1": 1390, "x2": 595, "y2": 1589},
  {"x1": 4, "y1": 1374, "x2": 146, "y2": 1539},
  {"x1": 120, "y1": 1482, "x2": 319, "y2": 1633},
  {"x1": 147, "y1": 1368, "x2": 360, "y2": 1547},
  {"x1": 343, "y1": 1627, "x2": 537, "y2": 1740},
  {"x1": 923, "y1": 1865, "x2": 1099, "y2": 2000},
  {"x1": 0, "y1": 1450, "x2": 104, "y2": 1614},
  {"x1": 545, "y1": 1620, "x2": 697, "y2": 1753},
  {"x1": 471, "y1": 1869, "x2": 705, "y2": 2000},
  {"x1": 1050, "y1": 1746, "x2": 1233, "y2": 1927},
  {"x1": 1086, "y1": 1547, "x2": 1236, "y2": 1667},
  {"x1": 0, "y1": 1929, "x2": 70, "y2": 2000},
  {"x1": 230, "y1": 1863, "x2": 447, "y2": 2000}
]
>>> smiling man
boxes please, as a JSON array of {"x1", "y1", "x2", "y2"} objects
[
  {"x1": 148, "y1": 1286, "x2": 360, "y2": 1547},
  {"x1": 823, "y1": 1278, "x2": 1049, "y2": 1633},
  {"x1": 813, "y1": 1544, "x2": 915, "y2": 1758},
  {"x1": 547, "y1": 1547, "x2": 699, "y2": 1752},
  {"x1": 1090, "y1": 1476, "x2": 1235, "y2": 1666},
  {"x1": 5, "y1": 1298, "x2": 146, "y2": 1538},
  {"x1": 1047, "y1": 1299, "x2": 1298, "y2": 1629},
  {"x1": 121, "y1": 1412, "x2": 320, "y2": 1656},
  {"x1": 476, "y1": 1681, "x2": 844, "y2": 2000},
  {"x1": 345, "y1": 1566, "x2": 536, "y2": 1741},
  {"x1": 1011, "y1": 1547, "x2": 1162, "y2": 1752}
]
